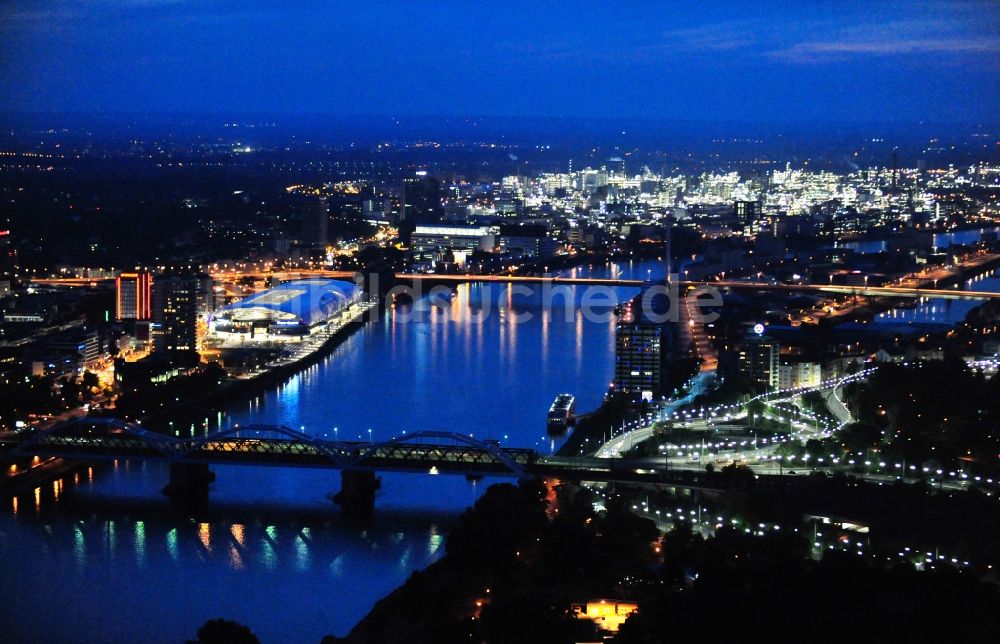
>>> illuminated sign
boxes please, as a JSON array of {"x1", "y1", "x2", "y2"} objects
[{"x1": 753, "y1": 323, "x2": 765, "y2": 335}]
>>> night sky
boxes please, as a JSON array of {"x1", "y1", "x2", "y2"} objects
[{"x1": 1, "y1": 0, "x2": 997, "y2": 124}]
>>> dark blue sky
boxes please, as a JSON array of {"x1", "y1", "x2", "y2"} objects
[{"x1": 1, "y1": 0, "x2": 997, "y2": 124}]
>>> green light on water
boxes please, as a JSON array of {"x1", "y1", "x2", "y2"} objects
[
  {"x1": 167, "y1": 528, "x2": 179, "y2": 560},
  {"x1": 74, "y1": 523, "x2": 86, "y2": 571},
  {"x1": 135, "y1": 521, "x2": 146, "y2": 568}
]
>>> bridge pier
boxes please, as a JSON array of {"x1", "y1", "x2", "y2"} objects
[
  {"x1": 334, "y1": 470, "x2": 380, "y2": 520},
  {"x1": 163, "y1": 463, "x2": 216, "y2": 499}
]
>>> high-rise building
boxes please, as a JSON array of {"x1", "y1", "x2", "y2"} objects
[
  {"x1": 116, "y1": 271, "x2": 153, "y2": 320},
  {"x1": 402, "y1": 174, "x2": 443, "y2": 224},
  {"x1": 738, "y1": 325, "x2": 779, "y2": 390},
  {"x1": 152, "y1": 272, "x2": 201, "y2": 353},
  {"x1": 300, "y1": 198, "x2": 329, "y2": 248},
  {"x1": 735, "y1": 200, "x2": 762, "y2": 234},
  {"x1": 0, "y1": 216, "x2": 13, "y2": 281},
  {"x1": 45, "y1": 326, "x2": 101, "y2": 366},
  {"x1": 613, "y1": 291, "x2": 673, "y2": 401}
]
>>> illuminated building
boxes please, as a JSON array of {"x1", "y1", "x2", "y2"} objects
[
  {"x1": 116, "y1": 271, "x2": 153, "y2": 320},
  {"x1": 152, "y1": 272, "x2": 201, "y2": 353},
  {"x1": 777, "y1": 359, "x2": 821, "y2": 390},
  {"x1": 498, "y1": 224, "x2": 557, "y2": 259},
  {"x1": 613, "y1": 291, "x2": 673, "y2": 401},
  {"x1": 735, "y1": 199, "x2": 763, "y2": 235},
  {"x1": 43, "y1": 326, "x2": 101, "y2": 368},
  {"x1": 739, "y1": 324, "x2": 779, "y2": 390},
  {"x1": 571, "y1": 600, "x2": 638, "y2": 633},
  {"x1": 410, "y1": 225, "x2": 496, "y2": 263},
  {"x1": 735, "y1": 199, "x2": 761, "y2": 222},
  {"x1": 209, "y1": 278, "x2": 361, "y2": 340}
]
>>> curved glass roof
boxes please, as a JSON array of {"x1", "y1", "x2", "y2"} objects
[{"x1": 216, "y1": 279, "x2": 361, "y2": 326}]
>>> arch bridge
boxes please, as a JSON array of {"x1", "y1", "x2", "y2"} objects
[
  {"x1": 0, "y1": 419, "x2": 532, "y2": 477},
  {"x1": 0, "y1": 419, "x2": 778, "y2": 516}
]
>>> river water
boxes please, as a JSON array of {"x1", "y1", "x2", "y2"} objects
[
  {"x1": 834, "y1": 226, "x2": 1000, "y2": 255},
  {"x1": 0, "y1": 260, "x2": 657, "y2": 643},
  {"x1": 832, "y1": 226, "x2": 1000, "y2": 330},
  {"x1": 871, "y1": 267, "x2": 1000, "y2": 330},
  {"x1": 3, "y1": 251, "x2": 991, "y2": 642}
]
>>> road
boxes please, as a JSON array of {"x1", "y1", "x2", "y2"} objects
[
  {"x1": 594, "y1": 370, "x2": 872, "y2": 462},
  {"x1": 595, "y1": 372, "x2": 714, "y2": 458},
  {"x1": 822, "y1": 387, "x2": 853, "y2": 426}
]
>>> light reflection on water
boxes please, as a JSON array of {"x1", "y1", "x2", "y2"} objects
[
  {"x1": 4, "y1": 253, "x2": 994, "y2": 642},
  {"x1": 0, "y1": 471, "x2": 460, "y2": 643},
  {"x1": 836, "y1": 227, "x2": 1000, "y2": 255},
  {"x1": 874, "y1": 268, "x2": 1000, "y2": 329},
  {"x1": 0, "y1": 260, "x2": 665, "y2": 642}
]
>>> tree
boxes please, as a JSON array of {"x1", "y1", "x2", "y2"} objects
[
  {"x1": 840, "y1": 422, "x2": 881, "y2": 453},
  {"x1": 191, "y1": 619, "x2": 259, "y2": 644},
  {"x1": 82, "y1": 370, "x2": 100, "y2": 390}
]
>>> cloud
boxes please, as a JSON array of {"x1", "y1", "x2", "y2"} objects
[
  {"x1": 765, "y1": 10, "x2": 1000, "y2": 63},
  {"x1": 651, "y1": 10, "x2": 1000, "y2": 65},
  {"x1": 656, "y1": 23, "x2": 756, "y2": 52},
  {"x1": 770, "y1": 31, "x2": 1000, "y2": 63}
]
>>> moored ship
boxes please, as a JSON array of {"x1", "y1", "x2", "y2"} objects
[{"x1": 547, "y1": 393, "x2": 576, "y2": 433}]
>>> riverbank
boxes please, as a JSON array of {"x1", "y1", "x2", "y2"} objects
[
  {"x1": 125, "y1": 299, "x2": 381, "y2": 432},
  {"x1": 514, "y1": 244, "x2": 668, "y2": 277},
  {"x1": 815, "y1": 252, "x2": 1000, "y2": 326},
  {"x1": 0, "y1": 457, "x2": 80, "y2": 498},
  {"x1": 341, "y1": 473, "x2": 1000, "y2": 642},
  {"x1": 557, "y1": 397, "x2": 637, "y2": 457},
  {"x1": 343, "y1": 479, "x2": 657, "y2": 643}
]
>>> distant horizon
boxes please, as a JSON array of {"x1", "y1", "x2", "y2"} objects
[
  {"x1": 0, "y1": 107, "x2": 994, "y2": 172},
  {"x1": 1, "y1": 109, "x2": 997, "y2": 129}
]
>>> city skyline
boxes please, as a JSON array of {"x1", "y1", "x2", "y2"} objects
[{"x1": 3, "y1": 3, "x2": 1000, "y2": 642}]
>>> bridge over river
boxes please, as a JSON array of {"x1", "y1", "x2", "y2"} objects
[{"x1": 0, "y1": 419, "x2": 801, "y2": 517}]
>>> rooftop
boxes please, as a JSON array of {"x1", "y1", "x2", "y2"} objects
[{"x1": 215, "y1": 279, "x2": 361, "y2": 327}]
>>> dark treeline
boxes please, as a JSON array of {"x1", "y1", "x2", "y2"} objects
[
  {"x1": 843, "y1": 358, "x2": 1000, "y2": 472},
  {"x1": 343, "y1": 479, "x2": 1000, "y2": 643}
]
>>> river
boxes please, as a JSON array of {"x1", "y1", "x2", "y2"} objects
[
  {"x1": 3, "y1": 250, "x2": 996, "y2": 641},
  {"x1": 834, "y1": 226, "x2": 1000, "y2": 255},
  {"x1": 0, "y1": 260, "x2": 660, "y2": 643},
  {"x1": 871, "y1": 267, "x2": 1000, "y2": 331}
]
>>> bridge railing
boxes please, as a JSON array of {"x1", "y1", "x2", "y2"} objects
[{"x1": 0, "y1": 421, "x2": 533, "y2": 477}]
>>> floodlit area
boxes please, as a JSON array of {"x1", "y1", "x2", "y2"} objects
[{"x1": 206, "y1": 278, "x2": 362, "y2": 347}]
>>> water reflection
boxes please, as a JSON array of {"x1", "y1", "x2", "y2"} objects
[
  {"x1": 0, "y1": 472, "x2": 460, "y2": 643},
  {"x1": 874, "y1": 268, "x2": 1000, "y2": 329},
  {"x1": 837, "y1": 227, "x2": 1000, "y2": 255},
  {"x1": 0, "y1": 259, "x2": 665, "y2": 642}
]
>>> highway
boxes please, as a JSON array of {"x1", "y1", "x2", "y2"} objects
[
  {"x1": 592, "y1": 370, "x2": 867, "y2": 473},
  {"x1": 595, "y1": 372, "x2": 714, "y2": 458},
  {"x1": 822, "y1": 387, "x2": 853, "y2": 426}
]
